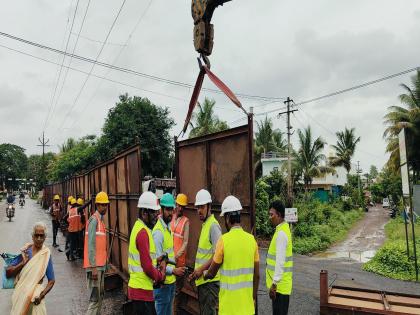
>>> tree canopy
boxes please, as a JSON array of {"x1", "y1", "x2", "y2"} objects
[{"x1": 189, "y1": 98, "x2": 228, "y2": 138}]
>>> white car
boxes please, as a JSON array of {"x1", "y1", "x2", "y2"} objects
[{"x1": 382, "y1": 198, "x2": 390, "y2": 208}]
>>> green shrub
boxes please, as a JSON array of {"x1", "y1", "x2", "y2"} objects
[
  {"x1": 363, "y1": 241, "x2": 415, "y2": 280},
  {"x1": 255, "y1": 179, "x2": 273, "y2": 237}
]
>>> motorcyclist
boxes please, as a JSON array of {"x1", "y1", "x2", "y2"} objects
[
  {"x1": 19, "y1": 191, "x2": 25, "y2": 205},
  {"x1": 6, "y1": 193, "x2": 15, "y2": 205}
]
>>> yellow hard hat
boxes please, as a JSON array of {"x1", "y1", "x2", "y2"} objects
[
  {"x1": 176, "y1": 193, "x2": 188, "y2": 206},
  {"x1": 53, "y1": 195, "x2": 60, "y2": 201},
  {"x1": 68, "y1": 196, "x2": 74, "y2": 202},
  {"x1": 77, "y1": 198, "x2": 84, "y2": 206},
  {"x1": 95, "y1": 191, "x2": 110, "y2": 204},
  {"x1": 70, "y1": 197, "x2": 77, "y2": 205}
]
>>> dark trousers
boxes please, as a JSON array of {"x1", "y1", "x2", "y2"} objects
[
  {"x1": 131, "y1": 300, "x2": 157, "y2": 315},
  {"x1": 78, "y1": 229, "x2": 84, "y2": 257},
  {"x1": 174, "y1": 275, "x2": 185, "y2": 314},
  {"x1": 197, "y1": 282, "x2": 219, "y2": 315},
  {"x1": 68, "y1": 232, "x2": 78, "y2": 259},
  {"x1": 52, "y1": 220, "x2": 60, "y2": 245},
  {"x1": 272, "y1": 293, "x2": 290, "y2": 315}
]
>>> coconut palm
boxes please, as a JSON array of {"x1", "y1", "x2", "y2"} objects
[
  {"x1": 189, "y1": 98, "x2": 229, "y2": 138},
  {"x1": 384, "y1": 70, "x2": 420, "y2": 179},
  {"x1": 329, "y1": 127, "x2": 360, "y2": 173},
  {"x1": 293, "y1": 126, "x2": 335, "y2": 190},
  {"x1": 254, "y1": 117, "x2": 287, "y2": 176},
  {"x1": 59, "y1": 138, "x2": 77, "y2": 153}
]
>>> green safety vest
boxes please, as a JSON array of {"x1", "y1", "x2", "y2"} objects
[
  {"x1": 219, "y1": 227, "x2": 256, "y2": 315},
  {"x1": 152, "y1": 217, "x2": 176, "y2": 285},
  {"x1": 195, "y1": 214, "x2": 220, "y2": 286},
  {"x1": 128, "y1": 219, "x2": 156, "y2": 290},
  {"x1": 266, "y1": 222, "x2": 293, "y2": 295}
]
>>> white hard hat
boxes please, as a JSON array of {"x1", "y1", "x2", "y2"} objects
[
  {"x1": 220, "y1": 195, "x2": 242, "y2": 216},
  {"x1": 195, "y1": 189, "x2": 212, "y2": 206},
  {"x1": 137, "y1": 191, "x2": 160, "y2": 210}
]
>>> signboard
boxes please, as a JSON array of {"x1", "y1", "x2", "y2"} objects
[
  {"x1": 413, "y1": 185, "x2": 420, "y2": 217},
  {"x1": 399, "y1": 129, "x2": 407, "y2": 165},
  {"x1": 401, "y1": 163, "x2": 410, "y2": 197},
  {"x1": 285, "y1": 208, "x2": 298, "y2": 223},
  {"x1": 399, "y1": 129, "x2": 410, "y2": 196}
]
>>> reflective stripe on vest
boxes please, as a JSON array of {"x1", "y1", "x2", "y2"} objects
[
  {"x1": 265, "y1": 222, "x2": 293, "y2": 295},
  {"x1": 171, "y1": 216, "x2": 189, "y2": 267},
  {"x1": 153, "y1": 217, "x2": 176, "y2": 285},
  {"x1": 195, "y1": 214, "x2": 220, "y2": 286},
  {"x1": 83, "y1": 212, "x2": 107, "y2": 268},
  {"x1": 68, "y1": 207, "x2": 81, "y2": 232},
  {"x1": 128, "y1": 219, "x2": 157, "y2": 290},
  {"x1": 219, "y1": 227, "x2": 256, "y2": 315}
]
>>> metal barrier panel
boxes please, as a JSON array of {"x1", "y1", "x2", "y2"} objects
[
  {"x1": 175, "y1": 117, "x2": 255, "y2": 314},
  {"x1": 43, "y1": 145, "x2": 142, "y2": 285}
]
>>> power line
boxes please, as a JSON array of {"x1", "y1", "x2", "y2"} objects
[
  {"x1": 0, "y1": 42, "x2": 187, "y2": 101},
  {"x1": 57, "y1": 0, "x2": 128, "y2": 130},
  {"x1": 70, "y1": 32, "x2": 127, "y2": 47},
  {"x1": 47, "y1": 0, "x2": 92, "y2": 132},
  {"x1": 0, "y1": 30, "x2": 284, "y2": 102},
  {"x1": 293, "y1": 66, "x2": 420, "y2": 108},
  {"x1": 43, "y1": 0, "x2": 80, "y2": 131},
  {"x1": 67, "y1": 0, "x2": 154, "y2": 130}
]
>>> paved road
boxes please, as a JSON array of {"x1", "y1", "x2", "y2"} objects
[
  {"x1": 0, "y1": 198, "x2": 122, "y2": 315},
  {"x1": 2, "y1": 200, "x2": 416, "y2": 315}
]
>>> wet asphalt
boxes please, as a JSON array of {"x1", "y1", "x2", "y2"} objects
[{"x1": 1, "y1": 200, "x2": 418, "y2": 314}]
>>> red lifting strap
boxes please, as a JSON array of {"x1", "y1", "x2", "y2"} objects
[{"x1": 182, "y1": 65, "x2": 243, "y2": 134}]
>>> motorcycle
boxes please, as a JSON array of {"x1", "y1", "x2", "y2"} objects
[
  {"x1": 19, "y1": 199, "x2": 25, "y2": 208},
  {"x1": 6, "y1": 203, "x2": 15, "y2": 222}
]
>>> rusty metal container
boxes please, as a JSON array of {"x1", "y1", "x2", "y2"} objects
[{"x1": 175, "y1": 116, "x2": 256, "y2": 314}]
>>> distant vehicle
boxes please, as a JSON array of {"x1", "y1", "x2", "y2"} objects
[
  {"x1": 6, "y1": 203, "x2": 15, "y2": 222},
  {"x1": 382, "y1": 198, "x2": 390, "y2": 208}
]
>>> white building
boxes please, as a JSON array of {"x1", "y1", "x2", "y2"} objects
[{"x1": 261, "y1": 152, "x2": 288, "y2": 176}]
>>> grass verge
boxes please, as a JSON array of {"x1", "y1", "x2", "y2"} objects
[{"x1": 363, "y1": 217, "x2": 420, "y2": 281}]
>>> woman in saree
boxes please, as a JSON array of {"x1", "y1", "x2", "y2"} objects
[{"x1": 6, "y1": 221, "x2": 55, "y2": 315}]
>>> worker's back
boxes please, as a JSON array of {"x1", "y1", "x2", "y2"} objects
[{"x1": 219, "y1": 227, "x2": 256, "y2": 315}]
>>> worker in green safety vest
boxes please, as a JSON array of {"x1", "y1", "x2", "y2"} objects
[
  {"x1": 266, "y1": 200, "x2": 293, "y2": 315},
  {"x1": 188, "y1": 189, "x2": 222, "y2": 315},
  {"x1": 203, "y1": 195, "x2": 260, "y2": 315}
]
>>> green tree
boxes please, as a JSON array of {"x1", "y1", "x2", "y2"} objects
[
  {"x1": 329, "y1": 127, "x2": 360, "y2": 173},
  {"x1": 49, "y1": 136, "x2": 98, "y2": 181},
  {"x1": 0, "y1": 144, "x2": 28, "y2": 190},
  {"x1": 293, "y1": 127, "x2": 335, "y2": 191},
  {"x1": 27, "y1": 153, "x2": 55, "y2": 190},
  {"x1": 369, "y1": 165, "x2": 379, "y2": 179},
  {"x1": 189, "y1": 98, "x2": 228, "y2": 138},
  {"x1": 384, "y1": 70, "x2": 420, "y2": 179},
  {"x1": 254, "y1": 117, "x2": 287, "y2": 177},
  {"x1": 99, "y1": 94, "x2": 175, "y2": 177},
  {"x1": 59, "y1": 138, "x2": 77, "y2": 153}
]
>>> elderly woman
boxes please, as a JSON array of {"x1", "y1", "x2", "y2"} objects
[{"x1": 6, "y1": 221, "x2": 55, "y2": 315}]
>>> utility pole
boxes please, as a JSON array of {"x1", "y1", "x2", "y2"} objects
[
  {"x1": 37, "y1": 132, "x2": 50, "y2": 189},
  {"x1": 356, "y1": 161, "x2": 362, "y2": 204},
  {"x1": 278, "y1": 97, "x2": 298, "y2": 205}
]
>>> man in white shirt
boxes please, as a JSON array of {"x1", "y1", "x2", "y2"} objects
[{"x1": 266, "y1": 200, "x2": 293, "y2": 315}]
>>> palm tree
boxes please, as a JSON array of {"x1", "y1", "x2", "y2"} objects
[
  {"x1": 329, "y1": 127, "x2": 360, "y2": 173},
  {"x1": 59, "y1": 138, "x2": 77, "y2": 153},
  {"x1": 189, "y1": 98, "x2": 229, "y2": 138},
  {"x1": 384, "y1": 70, "x2": 420, "y2": 179},
  {"x1": 293, "y1": 126, "x2": 335, "y2": 191},
  {"x1": 254, "y1": 117, "x2": 287, "y2": 176}
]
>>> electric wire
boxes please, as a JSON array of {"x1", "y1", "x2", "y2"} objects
[
  {"x1": 57, "y1": 0, "x2": 128, "y2": 130},
  {"x1": 0, "y1": 30, "x2": 284, "y2": 102},
  {"x1": 48, "y1": 0, "x2": 92, "y2": 132},
  {"x1": 71, "y1": 32, "x2": 127, "y2": 47},
  {"x1": 43, "y1": 0, "x2": 80, "y2": 131},
  {"x1": 67, "y1": 0, "x2": 154, "y2": 130},
  {"x1": 0, "y1": 42, "x2": 187, "y2": 101}
]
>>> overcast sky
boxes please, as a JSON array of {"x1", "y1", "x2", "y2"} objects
[{"x1": 1, "y1": 0, "x2": 419, "y2": 173}]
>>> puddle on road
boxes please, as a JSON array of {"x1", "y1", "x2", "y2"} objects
[{"x1": 315, "y1": 250, "x2": 377, "y2": 263}]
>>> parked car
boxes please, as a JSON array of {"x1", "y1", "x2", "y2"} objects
[{"x1": 382, "y1": 198, "x2": 390, "y2": 208}]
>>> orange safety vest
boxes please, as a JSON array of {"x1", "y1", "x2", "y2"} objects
[
  {"x1": 171, "y1": 215, "x2": 189, "y2": 267},
  {"x1": 67, "y1": 207, "x2": 81, "y2": 232},
  {"x1": 83, "y1": 212, "x2": 107, "y2": 268}
]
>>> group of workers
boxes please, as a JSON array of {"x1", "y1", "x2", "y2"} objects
[{"x1": 51, "y1": 188, "x2": 293, "y2": 315}]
